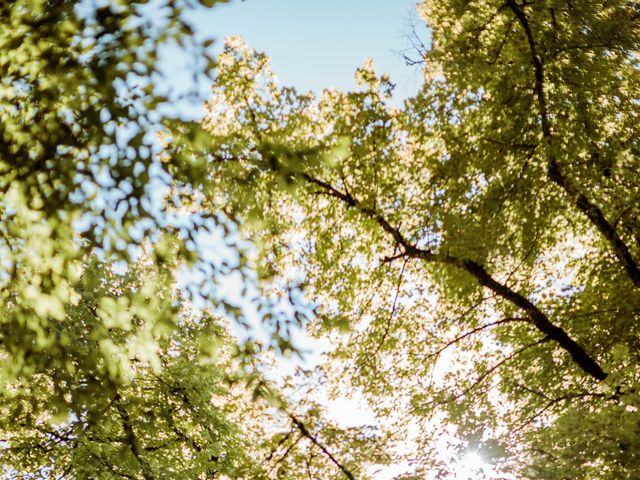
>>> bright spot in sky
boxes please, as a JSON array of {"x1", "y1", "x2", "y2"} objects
[{"x1": 455, "y1": 451, "x2": 487, "y2": 479}]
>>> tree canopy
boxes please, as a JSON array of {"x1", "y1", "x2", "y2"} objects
[
  {"x1": 1, "y1": 1, "x2": 385, "y2": 478},
  {"x1": 199, "y1": 1, "x2": 640, "y2": 478},
  {"x1": 2, "y1": 0, "x2": 640, "y2": 478}
]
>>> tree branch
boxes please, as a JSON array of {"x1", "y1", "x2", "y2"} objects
[
  {"x1": 289, "y1": 415, "x2": 356, "y2": 480},
  {"x1": 447, "y1": 336, "x2": 551, "y2": 403},
  {"x1": 373, "y1": 257, "x2": 408, "y2": 356},
  {"x1": 296, "y1": 170, "x2": 607, "y2": 380},
  {"x1": 514, "y1": 391, "x2": 606, "y2": 433},
  {"x1": 429, "y1": 317, "x2": 530, "y2": 358},
  {"x1": 112, "y1": 388, "x2": 154, "y2": 480},
  {"x1": 505, "y1": 0, "x2": 640, "y2": 289},
  {"x1": 268, "y1": 432, "x2": 302, "y2": 472}
]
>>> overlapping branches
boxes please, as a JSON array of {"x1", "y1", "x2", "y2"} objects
[
  {"x1": 286, "y1": 166, "x2": 607, "y2": 380},
  {"x1": 505, "y1": 0, "x2": 640, "y2": 289}
]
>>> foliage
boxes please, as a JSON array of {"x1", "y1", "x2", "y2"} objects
[
  {"x1": 1, "y1": 253, "x2": 386, "y2": 478},
  {"x1": 4, "y1": 0, "x2": 639, "y2": 477},
  {"x1": 1, "y1": 256, "x2": 258, "y2": 478},
  {"x1": 0, "y1": 1, "x2": 387, "y2": 478},
  {"x1": 200, "y1": 1, "x2": 640, "y2": 476},
  {"x1": 0, "y1": 0, "x2": 220, "y2": 380}
]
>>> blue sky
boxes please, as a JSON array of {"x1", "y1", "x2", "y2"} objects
[{"x1": 167, "y1": 0, "x2": 429, "y2": 117}]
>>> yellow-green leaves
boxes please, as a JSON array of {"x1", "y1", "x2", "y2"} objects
[
  {"x1": 98, "y1": 297, "x2": 133, "y2": 331},
  {"x1": 199, "y1": 3, "x2": 640, "y2": 477}
]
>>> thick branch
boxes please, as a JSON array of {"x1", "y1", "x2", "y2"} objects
[
  {"x1": 442, "y1": 256, "x2": 607, "y2": 380},
  {"x1": 299, "y1": 172, "x2": 607, "y2": 380},
  {"x1": 506, "y1": 0, "x2": 640, "y2": 289}
]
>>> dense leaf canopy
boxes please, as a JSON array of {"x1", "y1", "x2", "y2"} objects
[
  {"x1": 0, "y1": 1, "x2": 385, "y2": 478},
  {"x1": 3, "y1": 0, "x2": 640, "y2": 478},
  {"x1": 199, "y1": 1, "x2": 640, "y2": 478}
]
